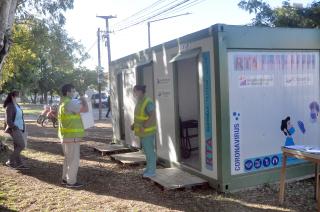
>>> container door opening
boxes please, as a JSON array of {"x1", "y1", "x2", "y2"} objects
[
  {"x1": 136, "y1": 62, "x2": 155, "y2": 101},
  {"x1": 174, "y1": 56, "x2": 201, "y2": 170},
  {"x1": 117, "y1": 73, "x2": 125, "y2": 140},
  {"x1": 136, "y1": 63, "x2": 156, "y2": 149}
]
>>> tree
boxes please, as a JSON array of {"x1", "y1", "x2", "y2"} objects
[
  {"x1": 69, "y1": 67, "x2": 98, "y2": 95},
  {"x1": 0, "y1": 0, "x2": 18, "y2": 71},
  {"x1": 16, "y1": 0, "x2": 74, "y2": 26},
  {"x1": 1, "y1": 23, "x2": 39, "y2": 94},
  {"x1": 0, "y1": 0, "x2": 75, "y2": 148},
  {"x1": 0, "y1": 0, "x2": 94, "y2": 104},
  {"x1": 238, "y1": 0, "x2": 320, "y2": 28},
  {"x1": 32, "y1": 21, "x2": 88, "y2": 103},
  {"x1": 1, "y1": 18, "x2": 89, "y2": 103},
  {"x1": 0, "y1": 0, "x2": 74, "y2": 73}
]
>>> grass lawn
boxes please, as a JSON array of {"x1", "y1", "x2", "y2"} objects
[
  {"x1": 22, "y1": 108, "x2": 42, "y2": 116},
  {"x1": 0, "y1": 104, "x2": 43, "y2": 116}
]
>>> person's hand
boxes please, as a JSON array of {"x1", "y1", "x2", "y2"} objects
[
  {"x1": 79, "y1": 96, "x2": 86, "y2": 101},
  {"x1": 12, "y1": 126, "x2": 19, "y2": 131}
]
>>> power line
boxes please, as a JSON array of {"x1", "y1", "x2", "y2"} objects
[
  {"x1": 114, "y1": 0, "x2": 207, "y2": 33},
  {"x1": 152, "y1": 0, "x2": 206, "y2": 21},
  {"x1": 113, "y1": 0, "x2": 168, "y2": 26},
  {"x1": 159, "y1": 0, "x2": 205, "y2": 18},
  {"x1": 86, "y1": 40, "x2": 97, "y2": 53},
  {"x1": 114, "y1": 0, "x2": 193, "y2": 32},
  {"x1": 113, "y1": 0, "x2": 182, "y2": 29},
  {"x1": 113, "y1": 0, "x2": 207, "y2": 32}
]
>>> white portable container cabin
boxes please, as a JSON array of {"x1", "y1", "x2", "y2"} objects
[{"x1": 110, "y1": 24, "x2": 320, "y2": 192}]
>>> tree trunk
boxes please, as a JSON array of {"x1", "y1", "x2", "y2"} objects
[
  {"x1": 44, "y1": 92, "x2": 48, "y2": 104},
  {"x1": 32, "y1": 91, "x2": 37, "y2": 104},
  {"x1": 49, "y1": 91, "x2": 53, "y2": 104},
  {"x1": 40, "y1": 93, "x2": 43, "y2": 104},
  {"x1": 0, "y1": 0, "x2": 18, "y2": 71}
]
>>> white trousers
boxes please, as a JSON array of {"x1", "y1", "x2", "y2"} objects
[{"x1": 62, "y1": 142, "x2": 80, "y2": 184}]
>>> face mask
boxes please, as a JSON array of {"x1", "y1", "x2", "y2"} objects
[
  {"x1": 15, "y1": 97, "x2": 21, "y2": 103},
  {"x1": 288, "y1": 127, "x2": 295, "y2": 135},
  {"x1": 72, "y1": 92, "x2": 78, "y2": 99},
  {"x1": 133, "y1": 92, "x2": 138, "y2": 99}
]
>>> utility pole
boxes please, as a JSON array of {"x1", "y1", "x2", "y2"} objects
[
  {"x1": 147, "y1": 22, "x2": 151, "y2": 48},
  {"x1": 97, "y1": 27, "x2": 102, "y2": 120},
  {"x1": 96, "y1": 15, "x2": 116, "y2": 93},
  {"x1": 147, "y1": 12, "x2": 191, "y2": 48}
]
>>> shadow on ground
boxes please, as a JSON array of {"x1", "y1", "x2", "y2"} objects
[
  {"x1": 0, "y1": 122, "x2": 316, "y2": 211},
  {"x1": 0, "y1": 206, "x2": 18, "y2": 212},
  {"x1": 0, "y1": 146, "x2": 296, "y2": 212}
]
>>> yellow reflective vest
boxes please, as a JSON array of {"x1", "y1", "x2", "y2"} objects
[
  {"x1": 58, "y1": 97, "x2": 85, "y2": 139},
  {"x1": 134, "y1": 96, "x2": 156, "y2": 138}
]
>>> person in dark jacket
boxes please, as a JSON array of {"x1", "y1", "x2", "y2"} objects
[
  {"x1": 3, "y1": 90, "x2": 28, "y2": 169},
  {"x1": 105, "y1": 95, "x2": 111, "y2": 118}
]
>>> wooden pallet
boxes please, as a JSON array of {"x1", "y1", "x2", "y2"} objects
[
  {"x1": 149, "y1": 168, "x2": 208, "y2": 190},
  {"x1": 110, "y1": 151, "x2": 146, "y2": 165},
  {"x1": 92, "y1": 144, "x2": 131, "y2": 156}
]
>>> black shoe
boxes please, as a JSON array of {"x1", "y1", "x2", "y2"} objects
[
  {"x1": 61, "y1": 179, "x2": 67, "y2": 185},
  {"x1": 15, "y1": 164, "x2": 30, "y2": 170},
  {"x1": 66, "y1": 182, "x2": 84, "y2": 188}
]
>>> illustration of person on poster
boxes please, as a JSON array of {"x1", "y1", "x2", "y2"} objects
[
  {"x1": 309, "y1": 101, "x2": 320, "y2": 123},
  {"x1": 280, "y1": 116, "x2": 295, "y2": 146}
]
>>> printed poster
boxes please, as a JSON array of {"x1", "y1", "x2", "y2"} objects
[
  {"x1": 228, "y1": 51, "x2": 320, "y2": 175},
  {"x1": 202, "y1": 52, "x2": 213, "y2": 170}
]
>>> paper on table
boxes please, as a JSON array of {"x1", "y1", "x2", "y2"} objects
[
  {"x1": 285, "y1": 145, "x2": 320, "y2": 154},
  {"x1": 284, "y1": 145, "x2": 310, "y2": 151},
  {"x1": 80, "y1": 98, "x2": 94, "y2": 129},
  {"x1": 306, "y1": 148, "x2": 320, "y2": 154}
]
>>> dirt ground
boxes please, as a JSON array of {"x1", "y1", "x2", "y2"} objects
[{"x1": 0, "y1": 120, "x2": 318, "y2": 212}]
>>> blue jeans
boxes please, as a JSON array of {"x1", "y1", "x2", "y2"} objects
[{"x1": 141, "y1": 134, "x2": 156, "y2": 175}]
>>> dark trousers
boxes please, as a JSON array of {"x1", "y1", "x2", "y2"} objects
[
  {"x1": 9, "y1": 130, "x2": 25, "y2": 166},
  {"x1": 106, "y1": 107, "x2": 111, "y2": 118}
]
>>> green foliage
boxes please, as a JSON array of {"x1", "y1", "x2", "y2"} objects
[
  {"x1": 0, "y1": 1, "x2": 93, "y2": 102},
  {"x1": 1, "y1": 23, "x2": 39, "y2": 94},
  {"x1": 238, "y1": 0, "x2": 320, "y2": 28},
  {"x1": 16, "y1": 0, "x2": 74, "y2": 25},
  {"x1": 68, "y1": 67, "x2": 98, "y2": 95},
  {"x1": 1, "y1": 20, "x2": 90, "y2": 99},
  {"x1": 238, "y1": 0, "x2": 275, "y2": 26}
]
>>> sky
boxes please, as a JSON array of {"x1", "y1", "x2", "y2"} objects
[{"x1": 64, "y1": 0, "x2": 313, "y2": 70}]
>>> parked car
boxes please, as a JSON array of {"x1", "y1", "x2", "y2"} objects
[{"x1": 91, "y1": 93, "x2": 108, "y2": 108}]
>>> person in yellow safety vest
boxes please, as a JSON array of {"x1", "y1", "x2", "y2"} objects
[
  {"x1": 58, "y1": 84, "x2": 88, "y2": 188},
  {"x1": 131, "y1": 85, "x2": 157, "y2": 178}
]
